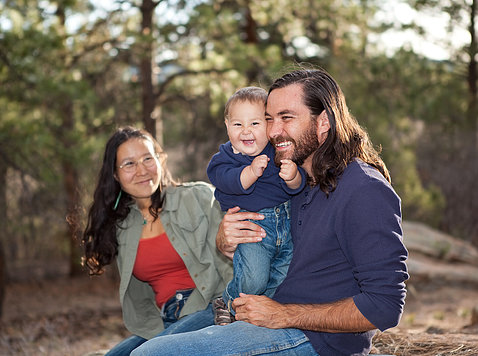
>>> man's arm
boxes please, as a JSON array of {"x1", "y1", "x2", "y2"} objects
[{"x1": 233, "y1": 294, "x2": 376, "y2": 333}]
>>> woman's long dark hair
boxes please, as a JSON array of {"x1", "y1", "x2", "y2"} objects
[
  {"x1": 269, "y1": 68, "x2": 390, "y2": 195},
  {"x1": 82, "y1": 127, "x2": 176, "y2": 275}
]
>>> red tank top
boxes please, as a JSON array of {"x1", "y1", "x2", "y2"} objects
[{"x1": 133, "y1": 232, "x2": 196, "y2": 307}]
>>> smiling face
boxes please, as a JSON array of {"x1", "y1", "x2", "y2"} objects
[
  {"x1": 115, "y1": 137, "x2": 161, "y2": 208},
  {"x1": 225, "y1": 100, "x2": 269, "y2": 157},
  {"x1": 266, "y1": 84, "x2": 329, "y2": 174}
]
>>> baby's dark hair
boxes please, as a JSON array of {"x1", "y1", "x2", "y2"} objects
[{"x1": 224, "y1": 86, "x2": 267, "y2": 119}]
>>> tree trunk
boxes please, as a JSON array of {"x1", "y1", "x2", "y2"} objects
[
  {"x1": 56, "y1": 3, "x2": 83, "y2": 276},
  {"x1": 0, "y1": 157, "x2": 7, "y2": 317},
  {"x1": 59, "y1": 101, "x2": 83, "y2": 276},
  {"x1": 467, "y1": 0, "x2": 477, "y2": 131},
  {"x1": 63, "y1": 160, "x2": 83, "y2": 276},
  {"x1": 466, "y1": 0, "x2": 478, "y2": 246},
  {"x1": 243, "y1": 1, "x2": 258, "y2": 44},
  {"x1": 140, "y1": 0, "x2": 160, "y2": 140}
]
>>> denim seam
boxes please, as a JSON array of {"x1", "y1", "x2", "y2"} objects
[{"x1": 233, "y1": 333, "x2": 310, "y2": 356}]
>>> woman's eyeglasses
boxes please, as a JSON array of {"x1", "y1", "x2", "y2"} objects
[{"x1": 118, "y1": 154, "x2": 158, "y2": 173}]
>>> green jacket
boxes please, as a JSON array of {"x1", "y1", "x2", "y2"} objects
[{"x1": 116, "y1": 182, "x2": 232, "y2": 339}]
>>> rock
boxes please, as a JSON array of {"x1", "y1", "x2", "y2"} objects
[
  {"x1": 403, "y1": 221, "x2": 478, "y2": 285},
  {"x1": 403, "y1": 221, "x2": 478, "y2": 266},
  {"x1": 407, "y1": 252, "x2": 478, "y2": 284}
]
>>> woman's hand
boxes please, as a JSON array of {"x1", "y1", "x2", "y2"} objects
[{"x1": 216, "y1": 206, "x2": 265, "y2": 260}]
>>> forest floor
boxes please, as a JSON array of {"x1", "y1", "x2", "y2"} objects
[{"x1": 1, "y1": 273, "x2": 478, "y2": 356}]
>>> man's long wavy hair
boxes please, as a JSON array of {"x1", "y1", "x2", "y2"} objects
[
  {"x1": 82, "y1": 126, "x2": 176, "y2": 275},
  {"x1": 269, "y1": 69, "x2": 390, "y2": 194}
]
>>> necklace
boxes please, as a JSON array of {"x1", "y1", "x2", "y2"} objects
[
  {"x1": 142, "y1": 213, "x2": 155, "y2": 232},
  {"x1": 142, "y1": 215, "x2": 153, "y2": 225},
  {"x1": 141, "y1": 208, "x2": 161, "y2": 231}
]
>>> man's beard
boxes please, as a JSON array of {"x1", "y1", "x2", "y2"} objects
[{"x1": 271, "y1": 121, "x2": 320, "y2": 167}]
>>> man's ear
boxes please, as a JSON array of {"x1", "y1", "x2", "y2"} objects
[{"x1": 317, "y1": 110, "x2": 330, "y2": 142}]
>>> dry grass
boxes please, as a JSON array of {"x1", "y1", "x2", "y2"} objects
[
  {"x1": 372, "y1": 330, "x2": 478, "y2": 356},
  {"x1": 0, "y1": 275, "x2": 477, "y2": 355},
  {"x1": 0, "y1": 275, "x2": 127, "y2": 356},
  {"x1": 0, "y1": 308, "x2": 126, "y2": 356}
]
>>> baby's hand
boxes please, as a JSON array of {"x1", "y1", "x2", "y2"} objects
[
  {"x1": 279, "y1": 159, "x2": 298, "y2": 182},
  {"x1": 250, "y1": 154, "x2": 269, "y2": 178}
]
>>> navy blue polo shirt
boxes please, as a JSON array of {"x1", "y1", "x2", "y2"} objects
[{"x1": 273, "y1": 159, "x2": 409, "y2": 356}]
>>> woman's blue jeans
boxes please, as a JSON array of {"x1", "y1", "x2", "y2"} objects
[
  {"x1": 130, "y1": 321, "x2": 318, "y2": 356},
  {"x1": 223, "y1": 201, "x2": 293, "y2": 312},
  {"x1": 105, "y1": 289, "x2": 214, "y2": 356}
]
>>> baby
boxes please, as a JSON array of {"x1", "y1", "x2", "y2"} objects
[{"x1": 207, "y1": 86, "x2": 305, "y2": 325}]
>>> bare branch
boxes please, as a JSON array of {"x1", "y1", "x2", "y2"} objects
[{"x1": 155, "y1": 68, "x2": 233, "y2": 100}]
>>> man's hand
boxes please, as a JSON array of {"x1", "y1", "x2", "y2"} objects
[
  {"x1": 233, "y1": 293, "x2": 377, "y2": 333},
  {"x1": 216, "y1": 207, "x2": 265, "y2": 260},
  {"x1": 233, "y1": 293, "x2": 289, "y2": 329}
]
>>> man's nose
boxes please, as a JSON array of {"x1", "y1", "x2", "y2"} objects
[{"x1": 267, "y1": 120, "x2": 282, "y2": 138}]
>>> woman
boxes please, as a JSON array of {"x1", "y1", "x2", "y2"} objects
[{"x1": 82, "y1": 126, "x2": 232, "y2": 355}]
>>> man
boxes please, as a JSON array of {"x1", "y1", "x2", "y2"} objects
[{"x1": 131, "y1": 68, "x2": 409, "y2": 356}]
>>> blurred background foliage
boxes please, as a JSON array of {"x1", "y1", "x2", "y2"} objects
[{"x1": 0, "y1": 0, "x2": 477, "y2": 284}]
